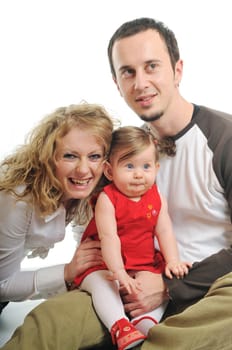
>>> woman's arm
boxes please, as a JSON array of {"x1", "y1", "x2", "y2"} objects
[
  {"x1": 0, "y1": 191, "x2": 103, "y2": 301},
  {"x1": 0, "y1": 191, "x2": 68, "y2": 301},
  {"x1": 0, "y1": 191, "x2": 35, "y2": 301}
]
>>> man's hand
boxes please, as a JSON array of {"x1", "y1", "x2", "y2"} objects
[
  {"x1": 120, "y1": 271, "x2": 168, "y2": 318},
  {"x1": 108, "y1": 269, "x2": 142, "y2": 294}
]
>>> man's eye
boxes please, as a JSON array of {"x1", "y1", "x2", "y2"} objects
[
  {"x1": 122, "y1": 68, "x2": 134, "y2": 78},
  {"x1": 147, "y1": 63, "x2": 156, "y2": 72}
]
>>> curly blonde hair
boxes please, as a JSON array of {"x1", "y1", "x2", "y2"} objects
[{"x1": 0, "y1": 103, "x2": 115, "y2": 224}]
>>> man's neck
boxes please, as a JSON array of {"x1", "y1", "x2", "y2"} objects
[{"x1": 149, "y1": 99, "x2": 194, "y2": 139}]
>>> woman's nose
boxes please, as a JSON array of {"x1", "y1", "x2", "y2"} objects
[{"x1": 75, "y1": 158, "x2": 89, "y2": 173}]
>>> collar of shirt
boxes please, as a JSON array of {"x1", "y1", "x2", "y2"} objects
[{"x1": 44, "y1": 204, "x2": 66, "y2": 223}]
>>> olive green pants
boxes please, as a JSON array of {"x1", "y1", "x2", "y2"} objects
[
  {"x1": 2, "y1": 272, "x2": 232, "y2": 350},
  {"x1": 138, "y1": 272, "x2": 232, "y2": 350}
]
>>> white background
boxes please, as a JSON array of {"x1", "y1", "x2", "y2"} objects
[
  {"x1": 0, "y1": 3, "x2": 231, "y2": 342},
  {"x1": 0, "y1": 0, "x2": 232, "y2": 266},
  {"x1": 0, "y1": 0, "x2": 232, "y2": 160}
]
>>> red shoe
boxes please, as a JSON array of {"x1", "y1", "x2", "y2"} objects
[{"x1": 111, "y1": 318, "x2": 146, "y2": 350}]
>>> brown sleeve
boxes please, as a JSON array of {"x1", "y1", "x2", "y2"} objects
[{"x1": 162, "y1": 247, "x2": 232, "y2": 320}]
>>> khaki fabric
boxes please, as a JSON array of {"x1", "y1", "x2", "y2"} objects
[
  {"x1": 2, "y1": 273, "x2": 232, "y2": 350},
  {"x1": 1, "y1": 290, "x2": 111, "y2": 350},
  {"x1": 136, "y1": 272, "x2": 232, "y2": 350}
]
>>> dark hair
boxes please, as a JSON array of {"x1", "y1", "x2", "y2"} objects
[{"x1": 108, "y1": 17, "x2": 180, "y2": 77}]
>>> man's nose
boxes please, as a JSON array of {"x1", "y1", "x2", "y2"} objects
[{"x1": 134, "y1": 71, "x2": 149, "y2": 91}]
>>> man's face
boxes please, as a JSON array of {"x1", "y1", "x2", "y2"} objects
[{"x1": 112, "y1": 29, "x2": 182, "y2": 123}]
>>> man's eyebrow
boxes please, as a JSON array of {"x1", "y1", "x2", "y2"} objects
[
  {"x1": 118, "y1": 64, "x2": 133, "y2": 73},
  {"x1": 118, "y1": 59, "x2": 160, "y2": 72},
  {"x1": 145, "y1": 59, "x2": 161, "y2": 64}
]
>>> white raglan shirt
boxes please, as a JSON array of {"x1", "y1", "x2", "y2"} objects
[{"x1": 156, "y1": 105, "x2": 232, "y2": 262}]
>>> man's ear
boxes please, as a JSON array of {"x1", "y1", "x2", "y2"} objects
[
  {"x1": 174, "y1": 59, "x2": 183, "y2": 87},
  {"x1": 104, "y1": 161, "x2": 113, "y2": 181}
]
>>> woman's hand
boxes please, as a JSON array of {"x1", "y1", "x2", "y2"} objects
[
  {"x1": 64, "y1": 238, "x2": 102, "y2": 282},
  {"x1": 120, "y1": 271, "x2": 168, "y2": 318}
]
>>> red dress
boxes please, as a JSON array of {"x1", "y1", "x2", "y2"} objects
[{"x1": 74, "y1": 183, "x2": 165, "y2": 286}]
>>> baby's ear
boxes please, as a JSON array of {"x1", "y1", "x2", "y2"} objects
[{"x1": 103, "y1": 161, "x2": 113, "y2": 181}]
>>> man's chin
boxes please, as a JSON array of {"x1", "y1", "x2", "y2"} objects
[{"x1": 139, "y1": 112, "x2": 162, "y2": 122}]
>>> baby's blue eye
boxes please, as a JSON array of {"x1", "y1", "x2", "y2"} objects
[
  {"x1": 126, "y1": 163, "x2": 134, "y2": 169},
  {"x1": 144, "y1": 164, "x2": 150, "y2": 169}
]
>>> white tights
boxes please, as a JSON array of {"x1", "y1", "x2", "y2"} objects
[{"x1": 80, "y1": 270, "x2": 168, "y2": 335}]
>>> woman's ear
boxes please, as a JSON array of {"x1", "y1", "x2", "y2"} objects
[{"x1": 104, "y1": 161, "x2": 113, "y2": 181}]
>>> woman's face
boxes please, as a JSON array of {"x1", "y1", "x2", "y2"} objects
[{"x1": 55, "y1": 127, "x2": 105, "y2": 204}]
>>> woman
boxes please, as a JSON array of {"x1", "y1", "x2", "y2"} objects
[{"x1": 0, "y1": 102, "x2": 115, "y2": 309}]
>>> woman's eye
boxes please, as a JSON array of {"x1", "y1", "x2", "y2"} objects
[
  {"x1": 89, "y1": 154, "x2": 103, "y2": 162},
  {"x1": 63, "y1": 153, "x2": 76, "y2": 159}
]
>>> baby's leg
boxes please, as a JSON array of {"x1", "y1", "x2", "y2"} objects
[
  {"x1": 80, "y1": 270, "x2": 127, "y2": 330},
  {"x1": 81, "y1": 270, "x2": 146, "y2": 349},
  {"x1": 132, "y1": 302, "x2": 168, "y2": 335},
  {"x1": 130, "y1": 271, "x2": 168, "y2": 336}
]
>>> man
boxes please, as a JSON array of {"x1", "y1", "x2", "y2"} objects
[
  {"x1": 106, "y1": 17, "x2": 232, "y2": 349},
  {"x1": 2, "y1": 17, "x2": 232, "y2": 350}
]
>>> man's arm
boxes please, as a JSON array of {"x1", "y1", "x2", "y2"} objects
[
  {"x1": 162, "y1": 246, "x2": 232, "y2": 317},
  {"x1": 120, "y1": 271, "x2": 168, "y2": 318},
  {"x1": 120, "y1": 247, "x2": 232, "y2": 319}
]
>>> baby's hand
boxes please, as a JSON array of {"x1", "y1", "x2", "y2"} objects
[
  {"x1": 108, "y1": 269, "x2": 141, "y2": 294},
  {"x1": 165, "y1": 260, "x2": 192, "y2": 279}
]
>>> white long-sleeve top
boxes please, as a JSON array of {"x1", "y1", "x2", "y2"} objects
[{"x1": 0, "y1": 188, "x2": 67, "y2": 301}]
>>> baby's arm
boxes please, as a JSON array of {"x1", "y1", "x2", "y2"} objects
[
  {"x1": 155, "y1": 194, "x2": 192, "y2": 279},
  {"x1": 95, "y1": 192, "x2": 140, "y2": 293}
]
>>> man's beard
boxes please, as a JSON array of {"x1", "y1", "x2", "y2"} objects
[{"x1": 139, "y1": 112, "x2": 163, "y2": 122}]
